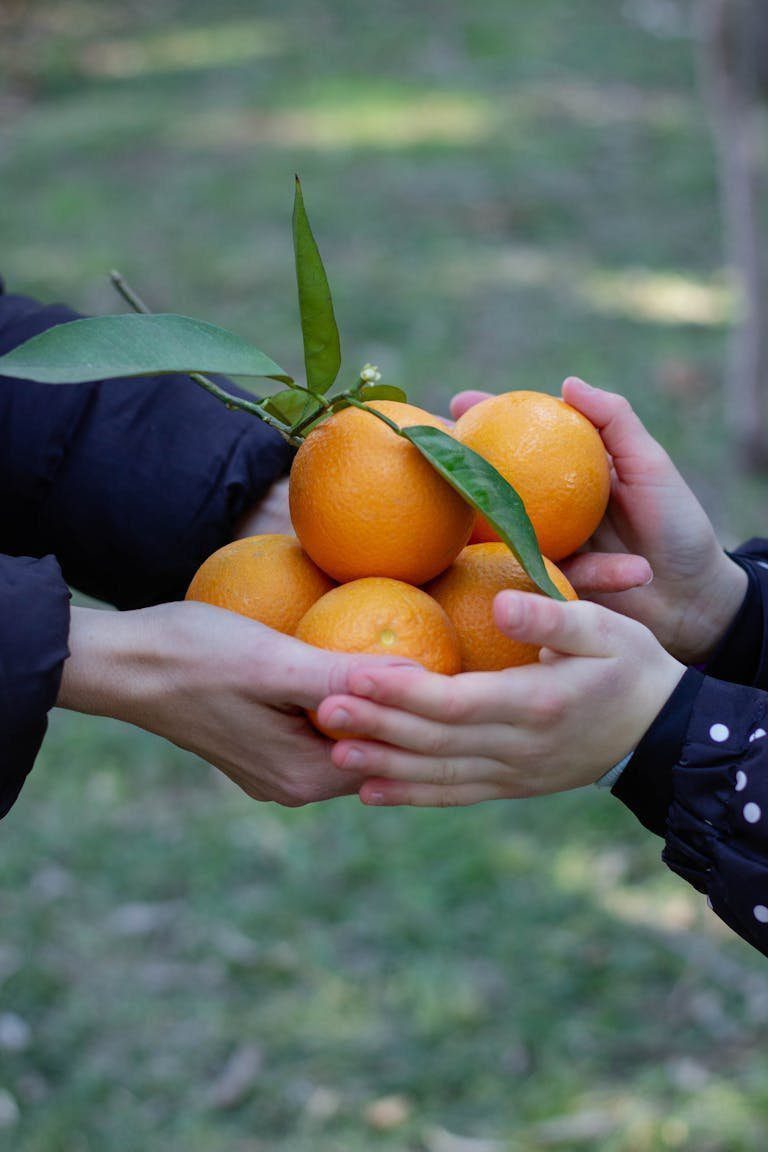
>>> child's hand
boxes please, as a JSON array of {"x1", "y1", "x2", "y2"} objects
[
  {"x1": 318, "y1": 592, "x2": 685, "y2": 807},
  {"x1": 452, "y1": 383, "x2": 747, "y2": 664}
]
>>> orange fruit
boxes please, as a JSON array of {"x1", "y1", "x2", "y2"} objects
[
  {"x1": 289, "y1": 400, "x2": 475, "y2": 584},
  {"x1": 295, "y1": 577, "x2": 461, "y2": 736},
  {"x1": 454, "y1": 391, "x2": 610, "y2": 561},
  {"x1": 185, "y1": 534, "x2": 335, "y2": 633},
  {"x1": 425, "y1": 542, "x2": 577, "y2": 671}
]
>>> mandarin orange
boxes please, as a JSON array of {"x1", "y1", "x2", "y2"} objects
[
  {"x1": 288, "y1": 400, "x2": 474, "y2": 584},
  {"x1": 295, "y1": 576, "x2": 461, "y2": 736},
  {"x1": 185, "y1": 534, "x2": 335, "y2": 634},
  {"x1": 455, "y1": 391, "x2": 610, "y2": 561},
  {"x1": 425, "y1": 542, "x2": 577, "y2": 671}
]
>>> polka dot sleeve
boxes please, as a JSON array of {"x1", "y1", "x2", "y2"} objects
[
  {"x1": 658, "y1": 676, "x2": 768, "y2": 955},
  {"x1": 611, "y1": 540, "x2": 768, "y2": 956}
]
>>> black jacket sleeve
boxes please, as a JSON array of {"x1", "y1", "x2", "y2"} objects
[
  {"x1": 0, "y1": 555, "x2": 70, "y2": 818},
  {"x1": 0, "y1": 281, "x2": 294, "y2": 818},
  {"x1": 0, "y1": 285, "x2": 294, "y2": 608},
  {"x1": 614, "y1": 539, "x2": 768, "y2": 956}
]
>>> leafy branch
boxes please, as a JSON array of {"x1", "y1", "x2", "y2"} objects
[
  {"x1": 0, "y1": 179, "x2": 563, "y2": 599},
  {"x1": 109, "y1": 270, "x2": 302, "y2": 443}
]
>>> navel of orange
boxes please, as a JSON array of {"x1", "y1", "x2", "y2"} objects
[{"x1": 295, "y1": 576, "x2": 461, "y2": 737}]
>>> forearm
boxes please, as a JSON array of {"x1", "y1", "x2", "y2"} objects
[
  {"x1": 673, "y1": 550, "x2": 747, "y2": 664},
  {"x1": 57, "y1": 605, "x2": 216, "y2": 735},
  {"x1": 56, "y1": 607, "x2": 155, "y2": 722}
]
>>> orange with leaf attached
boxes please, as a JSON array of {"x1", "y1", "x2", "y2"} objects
[
  {"x1": 455, "y1": 391, "x2": 610, "y2": 561},
  {"x1": 289, "y1": 400, "x2": 475, "y2": 585}
]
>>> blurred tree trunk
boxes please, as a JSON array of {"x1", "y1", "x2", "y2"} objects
[{"x1": 699, "y1": 0, "x2": 768, "y2": 470}]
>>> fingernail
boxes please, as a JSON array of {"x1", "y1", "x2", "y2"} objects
[
  {"x1": 574, "y1": 377, "x2": 594, "y2": 391},
  {"x1": 327, "y1": 708, "x2": 350, "y2": 730},
  {"x1": 341, "y1": 747, "x2": 364, "y2": 769},
  {"x1": 643, "y1": 573, "x2": 654, "y2": 586},
  {"x1": 364, "y1": 790, "x2": 385, "y2": 805}
]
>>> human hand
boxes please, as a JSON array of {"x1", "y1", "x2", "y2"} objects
[
  {"x1": 57, "y1": 602, "x2": 414, "y2": 806},
  {"x1": 317, "y1": 591, "x2": 686, "y2": 807},
  {"x1": 234, "y1": 477, "x2": 292, "y2": 539},
  {"x1": 451, "y1": 384, "x2": 747, "y2": 663}
]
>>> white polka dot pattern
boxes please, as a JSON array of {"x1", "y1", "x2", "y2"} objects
[{"x1": 587, "y1": 648, "x2": 768, "y2": 957}]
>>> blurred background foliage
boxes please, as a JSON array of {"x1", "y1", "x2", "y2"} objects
[{"x1": 2, "y1": 1, "x2": 768, "y2": 1149}]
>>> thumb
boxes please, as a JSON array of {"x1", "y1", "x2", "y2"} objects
[
  {"x1": 493, "y1": 591, "x2": 629, "y2": 659},
  {"x1": 449, "y1": 390, "x2": 493, "y2": 421},
  {"x1": 561, "y1": 377, "x2": 672, "y2": 483},
  {"x1": 280, "y1": 637, "x2": 421, "y2": 708}
]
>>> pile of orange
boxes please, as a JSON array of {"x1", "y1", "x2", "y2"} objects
[{"x1": 186, "y1": 393, "x2": 609, "y2": 720}]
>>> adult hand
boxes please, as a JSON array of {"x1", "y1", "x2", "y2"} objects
[
  {"x1": 451, "y1": 383, "x2": 747, "y2": 663},
  {"x1": 57, "y1": 602, "x2": 414, "y2": 806},
  {"x1": 235, "y1": 476, "x2": 292, "y2": 539},
  {"x1": 318, "y1": 592, "x2": 685, "y2": 807}
]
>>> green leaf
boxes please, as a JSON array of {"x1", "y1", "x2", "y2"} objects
[
  {"x1": 402, "y1": 425, "x2": 565, "y2": 600},
  {"x1": 292, "y1": 176, "x2": 341, "y2": 394},
  {"x1": 358, "y1": 383, "x2": 408, "y2": 403},
  {"x1": 263, "y1": 388, "x2": 319, "y2": 426},
  {"x1": 0, "y1": 314, "x2": 293, "y2": 384}
]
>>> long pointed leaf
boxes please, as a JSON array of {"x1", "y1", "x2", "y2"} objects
[
  {"x1": 292, "y1": 176, "x2": 341, "y2": 394},
  {"x1": 402, "y1": 425, "x2": 565, "y2": 600},
  {"x1": 0, "y1": 314, "x2": 292, "y2": 384}
]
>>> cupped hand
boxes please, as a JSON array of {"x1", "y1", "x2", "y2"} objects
[
  {"x1": 58, "y1": 601, "x2": 415, "y2": 806},
  {"x1": 316, "y1": 591, "x2": 685, "y2": 807},
  {"x1": 451, "y1": 383, "x2": 747, "y2": 663}
]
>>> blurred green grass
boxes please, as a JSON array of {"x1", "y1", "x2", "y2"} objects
[{"x1": 3, "y1": 1, "x2": 768, "y2": 1149}]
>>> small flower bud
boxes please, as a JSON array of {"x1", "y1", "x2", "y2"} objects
[{"x1": 360, "y1": 363, "x2": 381, "y2": 383}]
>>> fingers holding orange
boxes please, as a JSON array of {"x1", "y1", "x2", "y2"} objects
[
  {"x1": 426, "y1": 542, "x2": 576, "y2": 672},
  {"x1": 295, "y1": 577, "x2": 461, "y2": 737}
]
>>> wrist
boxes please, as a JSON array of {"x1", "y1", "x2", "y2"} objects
[
  {"x1": 674, "y1": 553, "x2": 748, "y2": 664},
  {"x1": 627, "y1": 648, "x2": 687, "y2": 760},
  {"x1": 56, "y1": 605, "x2": 162, "y2": 722}
]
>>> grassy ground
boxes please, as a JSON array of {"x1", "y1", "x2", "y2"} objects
[{"x1": 2, "y1": 1, "x2": 768, "y2": 1149}]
